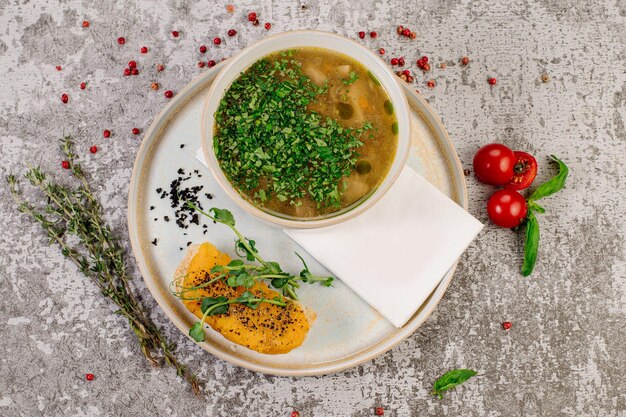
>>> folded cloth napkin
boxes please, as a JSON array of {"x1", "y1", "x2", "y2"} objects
[{"x1": 197, "y1": 149, "x2": 483, "y2": 327}]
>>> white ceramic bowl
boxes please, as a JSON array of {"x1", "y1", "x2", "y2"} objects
[{"x1": 202, "y1": 30, "x2": 410, "y2": 229}]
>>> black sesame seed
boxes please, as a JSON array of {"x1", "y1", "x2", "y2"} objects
[
  {"x1": 151, "y1": 238, "x2": 158, "y2": 246},
  {"x1": 180, "y1": 144, "x2": 185, "y2": 148},
  {"x1": 156, "y1": 188, "x2": 162, "y2": 193},
  {"x1": 149, "y1": 205, "x2": 155, "y2": 210},
  {"x1": 164, "y1": 216, "x2": 170, "y2": 222},
  {"x1": 186, "y1": 241, "x2": 192, "y2": 246}
]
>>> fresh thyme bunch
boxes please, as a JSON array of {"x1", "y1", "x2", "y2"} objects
[{"x1": 7, "y1": 136, "x2": 200, "y2": 395}]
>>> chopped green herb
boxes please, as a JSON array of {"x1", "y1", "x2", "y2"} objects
[
  {"x1": 214, "y1": 54, "x2": 373, "y2": 208},
  {"x1": 342, "y1": 71, "x2": 359, "y2": 85}
]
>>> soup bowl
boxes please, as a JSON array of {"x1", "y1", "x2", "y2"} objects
[{"x1": 202, "y1": 30, "x2": 410, "y2": 229}]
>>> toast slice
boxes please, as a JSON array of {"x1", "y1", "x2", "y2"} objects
[{"x1": 174, "y1": 243, "x2": 315, "y2": 354}]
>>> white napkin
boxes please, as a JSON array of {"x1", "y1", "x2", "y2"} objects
[{"x1": 196, "y1": 149, "x2": 483, "y2": 327}]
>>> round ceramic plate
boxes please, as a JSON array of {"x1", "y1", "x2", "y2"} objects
[{"x1": 127, "y1": 61, "x2": 467, "y2": 376}]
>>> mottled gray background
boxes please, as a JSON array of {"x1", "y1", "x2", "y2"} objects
[{"x1": 1, "y1": 0, "x2": 625, "y2": 416}]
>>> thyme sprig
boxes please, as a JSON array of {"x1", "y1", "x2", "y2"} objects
[
  {"x1": 178, "y1": 204, "x2": 334, "y2": 343},
  {"x1": 7, "y1": 136, "x2": 200, "y2": 395}
]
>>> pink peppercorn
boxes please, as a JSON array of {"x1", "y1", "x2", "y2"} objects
[
  {"x1": 164, "y1": 90, "x2": 174, "y2": 99},
  {"x1": 358, "y1": 31, "x2": 365, "y2": 39},
  {"x1": 488, "y1": 77, "x2": 497, "y2": 85}
]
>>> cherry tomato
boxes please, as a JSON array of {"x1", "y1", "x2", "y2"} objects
[
  {"x1": 487, "y1": 189, "x2": 528, "y2": 228},
  {"x1": 504, "y1": 151, "x2": 538, "y2": 190},
  {"x1": 473, "y1": 143, "x2": 516, "y2": 185}
]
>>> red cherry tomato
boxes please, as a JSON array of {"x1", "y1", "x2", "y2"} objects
[
  {"x1": 473, "y1": 143, "x2": 516, "y2": 185},
  {"x1": 487, "y1": 189, "x2": 528, "y2": 228},
  {"x1": 504, "y1": 151, "x2": 538, "y2": 190}
]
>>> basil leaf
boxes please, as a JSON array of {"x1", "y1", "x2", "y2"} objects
[
  {"x1": 189, "y1": 322, "x2": 205, "y2": 342},
  {"x1": 528, "y1": 155, "x2": 569, "y2": 201},
  {"x1": 522, "y1": 211, "x2": 540, "y2": 276},
  {"x1": 433, "y1": 369, "x2": 478, "y2": 399},
  {"x1": 527, "y1": 200, "x2": 545, "y2": 214}
]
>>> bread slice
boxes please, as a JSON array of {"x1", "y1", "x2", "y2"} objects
[{"x1": 174, "y1": 242, "x2": 315, "y2": 354}]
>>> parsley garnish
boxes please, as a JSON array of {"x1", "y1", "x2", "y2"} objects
[
  {"x1": 342, "y1": 71, "x2": 359, "y2": 85},
  {"x1": 214, "y1": 53, "x2": 372, "y2": 208}
]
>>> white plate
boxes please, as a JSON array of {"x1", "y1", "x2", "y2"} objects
[{"x1": 127, "y1": 61, "x2": 467, "y2": 376}]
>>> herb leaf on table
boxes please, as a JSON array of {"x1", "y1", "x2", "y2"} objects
[
  {"x1": 432, "y1": 369, "x2": 478, "y2": 399},
  {"x1": 7, "y1": 136, "x2": 201, "y2": 395},
  {"x1": 521, "y1": 155, "x2": 569, "y2": 276}
]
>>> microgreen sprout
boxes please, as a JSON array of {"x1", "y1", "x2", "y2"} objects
[{"x1": 179, "y1": 203, "x2": 335, "y2": 342}]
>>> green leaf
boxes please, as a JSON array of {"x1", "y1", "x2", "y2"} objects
[
  {"x1": 528, "y1": 155, "x2": 569, "y2": 201},
  {"x1": 209, "y1": 208, "x2": 235, "y2": 226},
  {"x1": 200, "y1": 296, "x2": 229, "y2": 316},
  {"x1": 228, "y1": 259, "x2": 244, "y2": 267},
  {"x1": 527, "y1": 201, "x2": 545, "y2": 214},
  {"x1": 433, "y1": 369, "x2": 478, "y2": 399},
  {"x1": 189, "y1": 322, "x2": 205, "y2": 342},
  {"x1": 271, "y1": 278, "x2": 289, "y2": 289},
  {"x1": 522, "y1": 211, "x2": 540, "y2": 276}
]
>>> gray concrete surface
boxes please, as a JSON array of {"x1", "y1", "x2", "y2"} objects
[{"x1": 1, "y1": 1, "x2": 625, "y2": 416}]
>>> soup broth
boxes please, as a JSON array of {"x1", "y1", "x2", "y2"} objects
[{"x1": 214, "y1": 47, "x2": 398, "y2": 218}]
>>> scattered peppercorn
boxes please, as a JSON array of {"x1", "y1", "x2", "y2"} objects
[
  {"x1": 199, "y1": 45, "x2": 207, "y2": 53},
  {"x1": 151, "y1": 82, "x2": 159, "y2": 90},
  {"x1": 198, "y1": 61, "x2": 205, "y2": 68},
  {"x1": 463, "y1": 168, "x2": 471, "y2": 176},
  {"x1": 439, "y1": 62, "x2": 447, "y2": 69},
  {"x1": 379, "y1": 48, "x2": 385, "y2": 55},
  {"x1": 60, "y1": 93, "x2": 69, "y2": 104},
  {"x1": 396, "y1": 25, "x2": 404, "y2": 34},
  {"x1": 264, "y1": 22, "x2": 272, "y2": 30},
  {"x1": 82, "y1": 20, "x2": 90, "y2": 28},
  {"x1": 248, "y1": 12, "x2": 257, "y2": 22},
  {"x1": 80, "y1": 82, "x2": 86, "y2": 90},
  {"x1": 390, "y1": 57, "x2": 399, "y2": 65},
  {"x1": 172, "y1": 30, "x2": 179, "y2": 38},
  {"x1": 461, "y1": 56, "x2": 470, "y2": 66},
  {"x1": 207, "y1": 60, "x2": 216, "y2": 68},
  {"x1": 291, "y1": 412, "x2": 300, "y2": 417},
  {"x1": 228, "y1": 29, "x2": 237, "y2": 36},
  {"x1": 252, "y1": 19, "x2": 260, "y2": 26},
  {"x1": 156, "y1": 64, "x2": 165, "y2": 72},
  {"x1": 90, "y1": 145, "x2": 98, "y2": 154},
  {"x1": 128, "y1": 60, "x2": 137, "y2": 69},
  {"x1": 140, "y1": 46, "x2": 148, "y2": 54},
  {"x1": 502, "y1": 321, "x2": 512, "y2": 330},
  {"x1": 132, "y1": 128, "x2": 140, "y2": 135},
  {"x1": 375, "y1": 407, "x2": 384, "y2": 416},
  {"x1": 398, "y1": 56, "x2": 405, "y2": 66},
  {"x1": 226, "y1": 4, "x2": 235, "y2": 13},
  {"x1": 164, "y1": 90, "x2": 174, "y2": 99},
  {"x1": 55, "y1": 65, "x2": 62, "y2": 71},
  {"x1": 130, "y1": 68, "x2": 139, "y2": 76},
  {"x1": 410, "y1": 31, "x2": 417, "y2": 39},
  {"x1": 427, "y1": 79, "x2": 436, "y2": 88},
  {"x1": 488, "y1": 77, "x2": 497, "y2": 85},
  {"x1": 61, "y1": 160, "x2": 70, "y2": 169},
  {"x1": 358, "y1": 31, "x2": 365, "y2": 39},
  {"x1": 422, "y1": 63, "x2": 431, "y2": 71},
  {"x1": 103, "y1": 129, "x2": 111, "y2": 138},
  {"x1": 123, "y1": 68, "x2": 131, "y2": 76},
  {"x1": 402, "y1": 28, "x2": 410, "y2": 37},
  {"x1": 541, "y1": 73, "x2": 550, "y2": 83},
  {"x1": 370, "y1": 31, "x2": 377, "y2": 38},
  {"x1": 117, "y1": 37, "x2": 125, "y2": 45},
  {"x1": 213, "y1": 37, "x2": 221, "y2": 45},
  {"x1": 85, "y1": 373, "x2": 94, "y2": 381}
]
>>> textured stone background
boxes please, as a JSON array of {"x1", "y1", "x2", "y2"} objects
[{"x1": 1, "y1": 0, "x2": 625, "y2": 416}]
